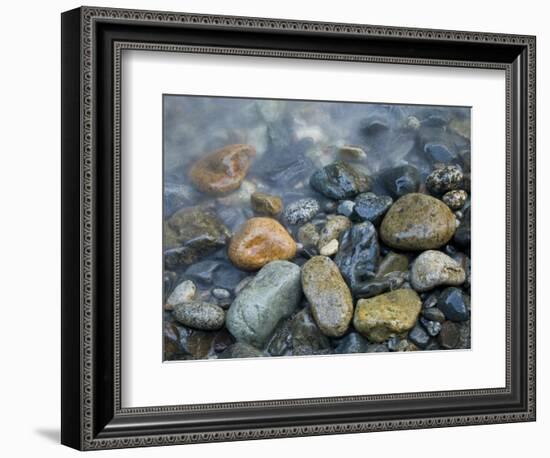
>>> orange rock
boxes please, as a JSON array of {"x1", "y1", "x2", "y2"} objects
[
  {"x1": 189, "y1": 144, "x2": 256, "y2": 195},
  {"x1": 228, "y1": 217, "x2": 297, "y2": 271}
]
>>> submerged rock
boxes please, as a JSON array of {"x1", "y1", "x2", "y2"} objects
[
  {"x1": 334, "y1": 332, "x2": 370, "y2": 354},
  {"x1": 379, "y1": 165, "x2": 420, "y2": 198},
  {"x1": 226, "y1": 261, "x2": 302, "y2": 347},
  {"x1": 454, "y1": 206, "x2": 471, "y2": 246},
  {"x1": 228, "y1": 217, "x2": 297, "y2": 271},
  {"x1": 380, "y1": 193, "x2": 456, "y2": 250},
  {"x1": 250, "y1": 192, "x2": 283, "y2": 216},
  {"x1": 164, "y1": 206, "x2": 231, "y2": 268},
  {"x1": 353, "y1": 289, "x2": 422, "y2": 342},
  {"x1": 301, "y1": 256, "x2": 354, "y2": 337},
  {"x1": 165, "y1": 280, "x2": 196, "y2": 310},
  {"x1": 218, "y1": 342, "x2": 266, "y2": 359},
  {"x1": 442, "y1": 189, "x2": 467, "y2": 210},
  {"x1": 173, "y1": 301, "x2": 225, "y2": 331},
  {"x1": 334, "y1": 221, "x2": 379, "y2": 293},
  {"x1": 310, "y1": 161, "x2": 371, "y2": 200},
  {"x1": 410, "y1": 250, "x2": 466, "y2": 292},
  {"x1": 354, "y1": 272, "x2": 407, "y2": 299},
  {"x1": 189, "y1": 144, "x2": 256, "y2": 195}
]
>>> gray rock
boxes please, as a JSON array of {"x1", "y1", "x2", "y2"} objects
[
  {"x1": 165, "y1": 280, "x2": 196, "y2": 310},
  {"x1": 226, "y1": 261, "x2": 302, "y2": 347},
  {"x1": 310, "y1": 161, "x2": 371, "y2": 200},
  {"x1": 337, "y1": 200, "x2": 355, "y2": 218},
  {"x1": 211, "y1": 287, "x2": 231, "y2": 300},
  {"x1": 173, "y1": 301, "x2": 225, "y2": 331},
  {"x1": 366, "y1": 343, "x2": 389, "y2": 353},
  {"x1": 334, "y1": 332, "x2": 369, "y2": 354},
  {"x1": 352, "y1": 192, "x2": 393, "y2": 224},
  {"x1": 420, "y1": 316, "x2": 442, "y2": 337},
  {"x1": 421, "y1": 307, "x2": 446, "y2": 323},
  {"x1": 438, "y1": 321, "x2": 460, "y2": 349},
  {"x1": 218, "y1": 342, "x2": 266, "y2": 359},
  {"x1": 410, "y1": 250, "x2": 466, "y2": 292},
  {"x1": 442, "y1": 189, "x2": 468, "y2": 210},
  {"x1": 454, "y1": 206, "x2": 471, "y2": 247},
  {"x1": 437, "y1": 287, "x2": 470, "y2": 321},
  {"x1": 184, "y1": 260, "x2": 220, "y2": 285},
  {"x1": 283, "y1": 198, "x2": 320, "y2": 225},
  {"x1": 334, "y1": 221, "x2": 379, "y2": 293},
  {"x1": 408, "y1": 324, "x2": 430, "y2": 348}
]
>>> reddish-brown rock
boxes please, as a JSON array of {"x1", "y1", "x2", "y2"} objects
[
  {"x1": 228, "y1": 217, "x2": 297, "y2": 271},
  {"x1": 189, "y1": 144, "x2": 256, "y2": 195}
]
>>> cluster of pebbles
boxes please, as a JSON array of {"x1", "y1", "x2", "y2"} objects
[{"x1": 163, "y1": 105, "x2": 471, "y2": 360}]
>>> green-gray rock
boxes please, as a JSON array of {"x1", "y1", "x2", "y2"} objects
[
  {"x1": 353, "y1": 289, "x2": 422, "y2": 342},
  {"x1": 376, "y1": 252, "x2": 409, "y2": 278},
  {"x1": 410, "y1": 250, "x2": 466, "y2": 292},
  {"x1": 173, "y1": 301, "x2": 225, "y2": 331},
  {"x1": 226, "y1": 261, "x2": 302, "y2": 348},
  {"x1": 164, "y1": 206, "x2": 230, "y2": 268},
  {"x1": 380, "y1": 193, "x2": 456, "y2": 250},
  {"x1": 301, "y1": 256, "x2": 353, "y2": 337}
]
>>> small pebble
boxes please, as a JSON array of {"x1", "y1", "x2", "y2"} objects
[
  {"x1": 337, "y1": 200, "x2": 355, "y2": 218},
  {"x1": 408, "y1": 324, "x2": 430, "y2": 349},
  {"x1": 420, "y1": 317, "x2": 442, "y2": 337},
  {"x1": 283, "y1": 198, "x2": 320, "y2": 225},
  {"x1": 211, "y1": 288, "x2": 231, "y2": 300},
  {"x1": 422, "y1": 307, "x2": 446, "y2": 323},
  {"x1": 319, "y1": 239, "x2": 339, "y2": 256},
  {"x1": 442, "y1": 189, "x2": 468, "y2": 210},
  {"x1": 426, "y1": 165, "x2": 464, "y2": 195}
]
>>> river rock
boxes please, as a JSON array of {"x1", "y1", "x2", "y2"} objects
[
  {"x1": 339, "y1": 145, "x2": 368, "y2": 162},
  {"x1": 438, "y1": 321, "x2": 460, "y2": 349},
  {"x1": 354, "y1": 272, "x2": 408, "y2": 299},
  {"x1": 173, "y1": 301, "x2": 225, "y2": 331},
  {"x1": 165, "y1": 280, "x2": 196, "y2": 310},
  {"x1": 310, "y1": 161, "x2": 371, "y2": 200},
  {"x1": 426, "y1": 165, "x2": 464, "y2": 195},
  {"x1": 228, "y1": 217, "x2": 297, "y2": 271},
  {"x1": 334, "y1": 221, "x2": 379, "y2": 292},
  {"x1": 353, "y1": 289, "x2": 422, "y2": 342},
  {"x1": 352, "y1": 192, "x2": 393, "y2": 224},
  {"x1": 420, "y1": 316, "x2": 442, "y2": 337},
  {"x1": 283, "y1": 198, "x2": 320, "y2": 225},
  {"x1": 376, "y1": 252, "x2": 409, "y2": 278},
  {"x1": 164, "y1": 206, "x2": 231, "y2": 268},
  {"x1": 317, "y1": 215, "x2": 351, "y2": 248},
  {"x1": 218, "y1": 342, "x2": 266, "y2": 359},
  {"x1": 334, "y1": 332, "x2": 370, "y2": 354},
  {"x1": 408, "y1": 324, "x2": 430, "y2": 349},
  {"x1": 337, "y1": 200, "x2": 355, "y2": 218},
  {"x1": 301, "y1": 256, "x2": 354, "y2": 337},
  {"x1": 319, "y1": 239, "x2": 339, "y2": 256},
  {"x1": 226, "y1": 261, "x2": 302, "y2": 347},
  {"x1": 250, "y1": 192, "x2": 283, "y2": 216},
  {"x1": 297, "y1": 223, "x2": 320, "y2": 251},
  {"x1": 442, "y1": 189, "x2": 467, "y2": 210},
  {"x1": 380, "y1": 165, "x2": 420, "y2": 198},
  {"x1": 410, "y1": 250, "x2": 466, "y2": 292},
  {"x1": 437, "y1": 287, "x2": 470, "y2": 321},
  {"x1": 380, "y1": 193, "x2": 456, "y2": 250},
  {"x1": 454, "y1": 206, "x2": 471, "y2": 246},
  {"x1": 189, "y1": 144, "x2": 256, "y2": 195},
  {"x1": 422, "y1": 307, "x2": 446, "y2": 323}
]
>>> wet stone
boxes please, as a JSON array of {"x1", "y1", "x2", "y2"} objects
[
  {"x1": 283, "y1": 198, "x2": 320, "y2": 225},
  {"x1": 376, "y1": 252, "x2": 409, "y2": 278},
  {"x1": 408, "y1": 324, "x2": 430, "y2": 349},
  {"x1": 336, "y1": 200, "x2": 355, "y2": 218},
  {"x1": 354, "y1": 272, "x2": 408, "y2": 299},
  {"x1": 379, "y1": 165, "x2": 420, "y2": 199},
  {"x1": 352, "y1": 192, "x2": 393, "y2": 224},
  {"x1": 410, "y1": 251, "x2": 466, "y2": 292},
  {"x1": 173, "y1": 301, "x2": 225, "y2": 331},
  {"x1": 334, "y1": 332, "x2": 369, "y2": 354},
  {"x1": 310, "y1": 161, "x2": 371, "y2": 200},
  {"x1": 165, "y1": 280, "x2": 196, "y2": 310},
  {"x1": 366, "y1": 343, "x2": 389, "y2": 353},
  {"x1": 454, "y1": 206, "x2": 471, "y2": 247},
  {"x1": 184, "y1": 260, "x2": 220, "y2": 285},
  {"x1": 437, "y1": 287, "x2": 470, "y2": 322},
  {"x1": 421, "y1": 307, "x2": 446, "y2": 323},
  {"x1": 438, "y1": 321, "x2": 460, "y2": 349},
  {"x1": 317, "y1": 215, "x2": 351, "y2": 248},
  {"x1": 442, "y1": 189, "x2": 468, "y2": 210},
  {"x1": 426, "y1": 165, "x2": 464, "y2": 195},
  {"x1": 420, "y1": 316, "x2": 442, "y2": 337},
  {"x1": 339, "y1": 145, "x2": 368, "y2": 162},
  {"x1": 250, "y1": 192, "x2": 283, "y2": 216},
  {"x1": 218, "y1": 342, "x2": 266, "y2": 359}
]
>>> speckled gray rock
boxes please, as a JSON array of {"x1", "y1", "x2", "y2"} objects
[
  {"x1": 310, "y1": 161, "x2": 371, "y2": 200},
  {"x1": 283, "y1": 198, "x2": 320, "y2": 225},
  {"x1": 442, "y1": 189, "x2": 468, "y2": 210},
  {"x1": 410, "y1": 250, "x2": 466, "y2": 292},
  {"x1": 165, "y1": 280, "x2": 196, "y2": 310},
  {"x1": 426, "y1": 165, "x2": 464, "y2": 194},
  {"x1": 173, "y1": 301, "x2": 225, "y2": 331},
  {"x1": 226, "y1": 261, "x2": 302, "y2": 347},
  {"x1": 301, "y1": 256, "x2": 353, "y2": 337}
]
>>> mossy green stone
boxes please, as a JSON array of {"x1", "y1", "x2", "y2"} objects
[
  {"x1": 353, "y1": 289, "x2": 422, "y2": 342},
  {"x1": 380, "y1": 193, "x2": 456, "y2": 250}
]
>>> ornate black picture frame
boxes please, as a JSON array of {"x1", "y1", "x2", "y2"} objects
[{"x1": 61, "y1": 6, "x2": 536, "y2": 450}]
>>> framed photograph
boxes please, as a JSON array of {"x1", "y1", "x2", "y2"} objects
[{"x1": 61, "y1": 6, "x2": 536, "y2": 450}]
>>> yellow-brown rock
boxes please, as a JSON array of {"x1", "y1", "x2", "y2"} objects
[
  {"x1": 228, "y1": 217, "x2": 297, "y2": 271},
  {"x1": 189, "y1": 144, "x2": 256, "y2": 195}
]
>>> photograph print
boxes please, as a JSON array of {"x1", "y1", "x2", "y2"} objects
[{"x1": 163, "y1": 95, "x2": 471, "y2": 361}]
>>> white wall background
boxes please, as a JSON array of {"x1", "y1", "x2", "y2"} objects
[{"x1": 0, "y1": 0, "x2": 546, "y2": 456}]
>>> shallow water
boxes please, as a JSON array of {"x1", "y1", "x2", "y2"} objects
[{"x1": 163, "y1": 95, "x2": 471, "y2": 361}]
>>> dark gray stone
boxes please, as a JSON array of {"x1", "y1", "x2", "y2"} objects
[
  {"x1": 408, "y1": 324, "x2": 430, "y2": 349},
  {"x1": 310, "y1": 161, "x2": 371, "y2": 200},
  {"x1": 438, "y1": 287, "x2": 470, "y2": 321},
  {"x1": 379, "y1": 165, "x2": 420, "y2": 198},
  {"x1": 334, "y1": 332, "x2": 369, "y2": 354},
  {"x1": 420, "y1": 317, "x2": 442, "y2": 337},
  {"x1": 352, "y1": 192, "x2": 393, "y2": 224}
]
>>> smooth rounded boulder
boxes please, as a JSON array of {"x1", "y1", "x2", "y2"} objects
[
  {"x1": 380, "y1": 193, "x2": 456, "y2": 250},
  {"x1": 225, "y1": 261, "x2": 302, "y2": 348}
]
